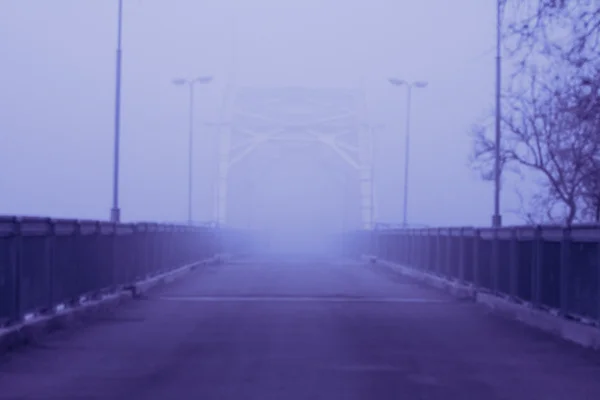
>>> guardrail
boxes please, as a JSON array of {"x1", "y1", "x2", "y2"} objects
[
  {"x1": 0, "y1": 217, "x2": 219, "y2": 327},
  {"x1": 344, "y1": 226, "x2": 600, "y2": 325}
]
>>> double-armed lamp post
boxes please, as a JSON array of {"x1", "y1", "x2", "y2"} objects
[
  {"x1": 172, "y1": 76, "x2": 213, "y2": 225},
  {"x1": 388, "y1": 78, "x2": 428, "y2": 228}
]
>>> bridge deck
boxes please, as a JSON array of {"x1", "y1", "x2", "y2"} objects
[{"x1": 1, "y1": 259, "x2": 599, "y2": 399}]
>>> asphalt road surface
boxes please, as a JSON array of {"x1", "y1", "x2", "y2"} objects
[{"x1": 1, "y1": 258, "x2": 600, "y2": 399}]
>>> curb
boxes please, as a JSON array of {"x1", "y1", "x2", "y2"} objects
[
  {"x1": 0, "y1": 256, "x2": 218, "y2": 355},
  {"x1": 366, "y1": 256, "x2": 600, "y2": 350},
  {"x1": 477, "y1": 292, "x2": 600, "y2": 350},
  {"x1": 0, "y1": 292, "x2": 133, "y2": 355},
  {"x1": 373, "y1": 258, "x2": 476, "y2": 301},
  {"x1": 129, "y1": 257, "x2": 216, "y2": 296}
]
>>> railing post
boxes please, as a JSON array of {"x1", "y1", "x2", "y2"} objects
[
  {"x1": 531, "y1": 225, "x2": 543, "y2": 307},
  {"x1": 491, "y1": 228, "x2": 499, "y2": 293},
  {"x1": 444, "y1": 230, "x2": 451, "y2": 278},
  {"x1": 595, "y1": 239, "x2": 600, "y2": 324},
  {"x1": 8, "y1": 218, "x2": 22, "y2": 323},
  {"x1": 473, "y1": 229, "x2": 481, "y2": 287},
  {"x1": 73, "y1": 221, "x2": 85, "y2": 298},
  {"x1": 559, "y1": 226, "x2": 571, "y2": 317},
  {"x1": 597, "y1": 236, "x2": 600, "y2": 323},
  {"x1": 0, "y1": 219, "x2": 13, "y2": 324},
  {"x1": 65, "y1": 221, "x2": 78, "y2": 304},
  {"x1": 14, "y1": 219, "x2": 24, "y2": 322},
  {"x1": 402, "y1": 230, "x2": 408, "y2": 265},
  {"x1": 458, "y1": 228, "x2": 465, "y2": 283},
  {"x1": 407, "y1": 230, "x2": 413, "y2": 267},
  {"x1": 144, "y1": 224, "x2": 152, "y2": 279},
  {"x1": 416, "y1": 231, "x2": 423, "y2": 270},
  {"x1": 46, "y1": 219, "x2": 56, "y2": 312},
  {"x1": 435, "y1": 228, "x2": 442, "y2": 276},
  {"x1": 144, "y1": 224, "x2": 152, "y2": 278},
  {"x1": 110, "y1": 222, "x2": 119, "y2": 289},
  {"x1": 399, "y1": 230, "x2": 404, "y2": 264},
  {"x1": 153, "y1": 226, "x2": 161, "y2": 275},
  {"x1": 94, "y1": 222, "x2": 103, "y2": 290},
  {"x1": 509, "y1": 227, "x2": 519, "y2": 299},
  {"x1": 168, "y1": 226, "x2": 175, "y2": 270},
  {"x1": 425, "y1": 230, "x2": 432, "y2": 272}
]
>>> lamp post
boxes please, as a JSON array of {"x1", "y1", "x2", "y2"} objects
[
  {"x1": 172, "y1": 76, "x2": 213, "y2": 225},
  {"x1": 110, "y1": 0, "x2": 124, "y2": 223},
  {"x1": 388, "y1": 78, "x2": 428, "y2": 228},
  {"x1": 492, "y1": 0, "x2": 503, "y2": 227}
]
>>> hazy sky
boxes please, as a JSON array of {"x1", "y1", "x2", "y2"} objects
[{"x1": 0, "y1": 0, "x2": 514, "y2": 229}]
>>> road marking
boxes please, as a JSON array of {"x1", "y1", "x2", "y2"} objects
[
  {"x1": 156, "y1": 295, "x2": 452, "y2": 304},
  {"x1": 331, "y1": 364, "x2": 406, "y2": 372}
]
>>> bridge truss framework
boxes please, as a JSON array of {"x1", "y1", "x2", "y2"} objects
[{"x1": 212, "y1": 85, "x2": 378, "y2": 230}]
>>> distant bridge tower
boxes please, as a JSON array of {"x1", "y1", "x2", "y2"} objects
[{"x1": 213, "y1": 85, "x2": 377, "y2": 231}]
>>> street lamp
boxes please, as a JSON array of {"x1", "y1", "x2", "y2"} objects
[
  {"x1": 493, "y1": 0, "x2": 503, "y2": 228},
  {"x1": 388, "y1": 78, "x2": 428, "y2": 228},
  {"x1": 110, "y1": 0, "x2": 124, "y2": 223},
  {"x1": 172, "y1": 76, "x2": 213, "y2": 225}
]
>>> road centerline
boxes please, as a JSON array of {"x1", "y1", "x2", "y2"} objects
[{"x1": 155, "y1": 295, "x2": 453, "y2": 304}]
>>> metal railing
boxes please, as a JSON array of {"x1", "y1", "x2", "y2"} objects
[
  {"x1": 343, "y1": 226, "x2": 600, "y2": 325},
  {"x1": 0, "y1": 217, "x2": 219, "y2": 327}
]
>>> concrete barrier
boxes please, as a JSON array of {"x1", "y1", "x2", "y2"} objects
[
  {"x1": 367, "y1": 256, "x2": 600, "y2": 350},
  {"x1": 477, "y1": 292, "x2": 600, "y2": 350},
  {"x1": 0, "y1": 256, "x2": 219, "y2": 354}
]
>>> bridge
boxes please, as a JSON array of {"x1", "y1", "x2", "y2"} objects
[{"x1": 1, "y1": 86, "x2": 600, "y2": 399}]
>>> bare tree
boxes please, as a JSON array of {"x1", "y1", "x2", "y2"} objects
[
  {"x1": 503, "y1": 0, "x2": 600, "y2": 67},
  {"x1": 503, "y1": 0, "x2": 600, "y2": 120},
  {"x1": 468, "y1": 1, "x2": 600, "y2": 224},
  {"x1": 557, "y1": 67, "x2": 600, "y2": 221},
  {"x1": 470, "y1": 67, "x2": 600, "y2": 225}
]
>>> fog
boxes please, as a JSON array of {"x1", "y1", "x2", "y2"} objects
[{"x1": 1, "y1": 1, "x2": 512, "y2": 254}]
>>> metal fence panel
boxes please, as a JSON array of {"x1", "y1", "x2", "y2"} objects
[
  {"x1": 0, "y1": 217, "x2": 233, "y2": 328},
  {"x1": 567, "y1": 241, "x2": 599, "y2": 320},
  {"x1": 352, "y1": 225, "x2": 600, "y2": 325}
]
